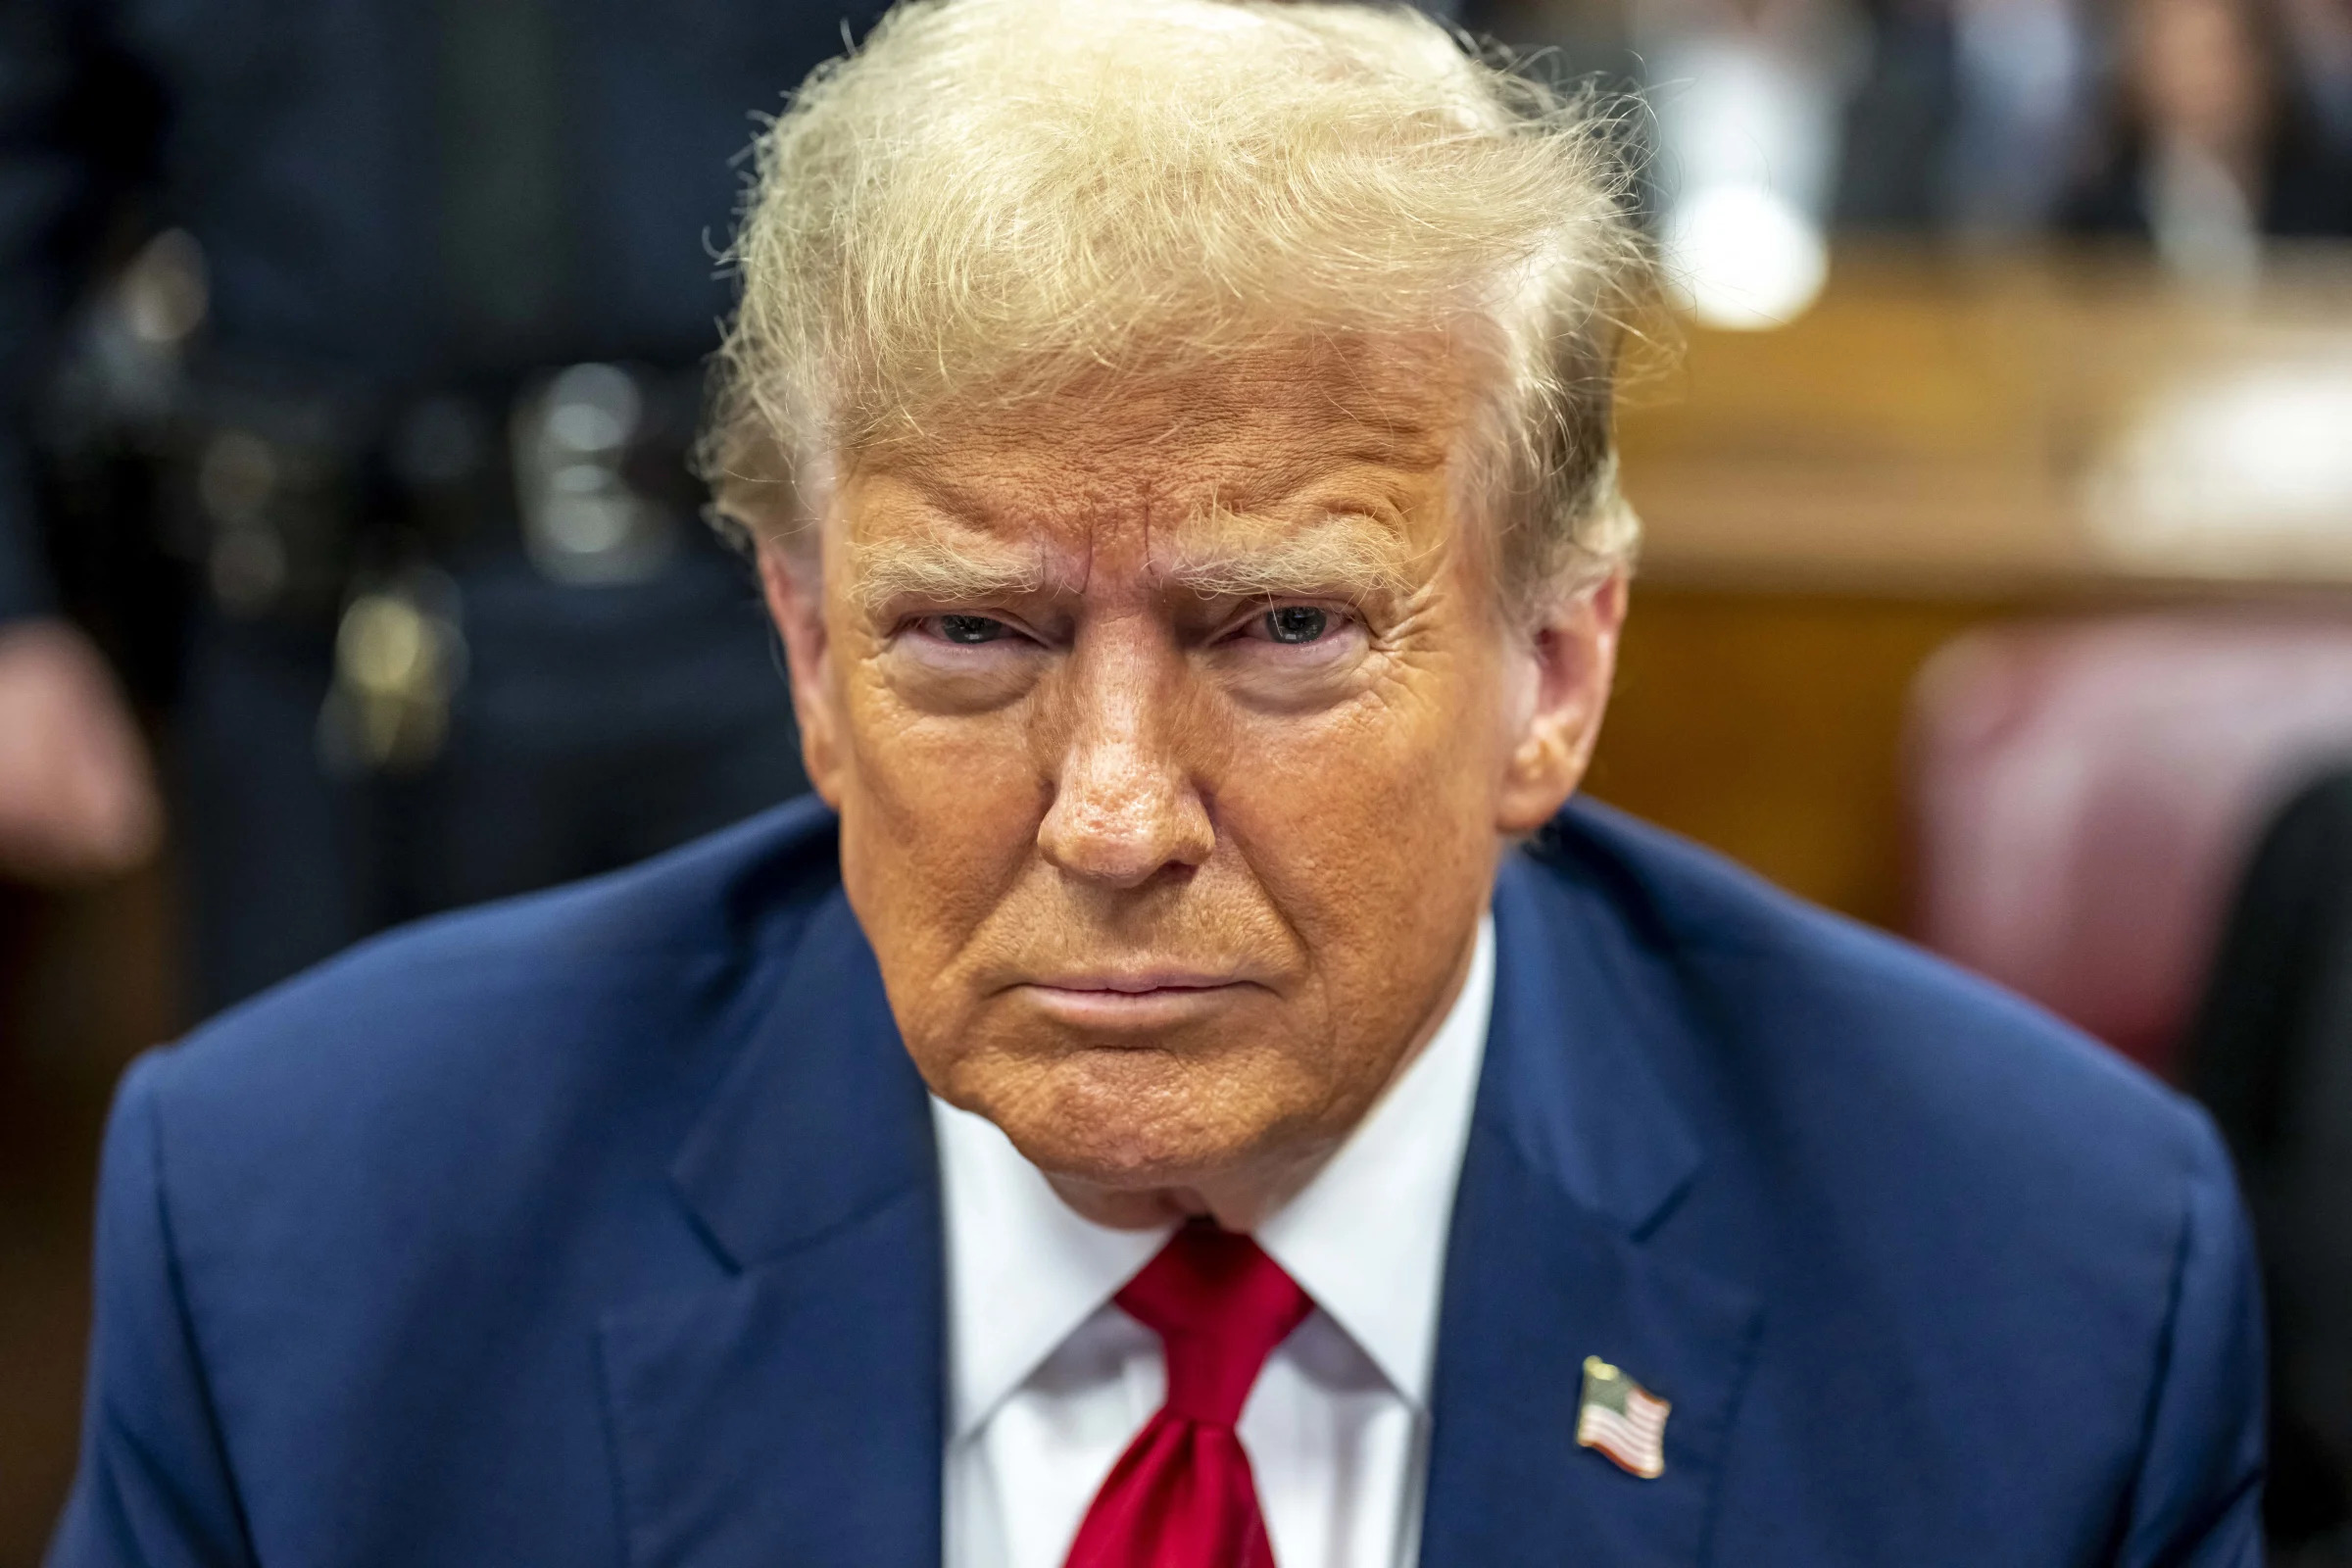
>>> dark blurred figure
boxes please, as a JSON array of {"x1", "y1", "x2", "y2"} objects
[
  {"x1": 1837, "y1": 0, "x2": 2352, "y2": 256},
  {"x1": 1838, "y1": 0, "x2": 2091, "y2": 234},
  {"x1": 2189, "y1": 766, "x2": 2352, "y2": 1565},
  {"x1": 2062, "y1": 0, "x2": 2352, "y2": 283},
  {"x1": 0, "y1": 1, "x2": 878, "y2": 1013}
]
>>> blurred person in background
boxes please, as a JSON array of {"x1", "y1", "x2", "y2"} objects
[
  {"x1": 1941, "y1": 0, "x2": 2092, "y2": 235},
  {"x1": 2288, "y1": 0, "x2": 2352, "y2": 150},
  {"x1": 1835, "y1": 0, "x2": 2352, "y2": 257},
  {"x1": 2061, "y1": 0, "x2": 2352, "y2": 284},
  {"x1": 2190, "y1": 766, "x2": 2352, "y2": 1566},
  {"x1": 0, "y1": 0, "x2": 874, "y2": 1014},
  {"x1": 1837, "y1": 0, "x2": 2093, "y2": 235},
  {"x1": 1628, "y1": 0, "x2": 1862, "y2": 324}
]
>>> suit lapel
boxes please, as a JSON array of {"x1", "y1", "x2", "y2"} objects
[
  {"x1": 599, "y1": 890, "x2": 945, "y2": 1568},
  {"x1": 1420, "y1": 854, "x2": 1762, "y2": 1568}
]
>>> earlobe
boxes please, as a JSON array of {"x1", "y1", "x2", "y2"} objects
[
  {"x1": 755, "y1": 541, "x2": 847, "y2": 808},
  {"x1": 1494, "y1": 571, "x2": 1628, "y2": 836}
]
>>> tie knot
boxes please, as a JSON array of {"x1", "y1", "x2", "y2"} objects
[{"x1": 1115, "y1": 1221, "x2": 1312, "y2": 1427}]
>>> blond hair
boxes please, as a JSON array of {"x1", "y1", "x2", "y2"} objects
[{"x1": 705, "y1": 0, "x2": 1648, "y2": 602}]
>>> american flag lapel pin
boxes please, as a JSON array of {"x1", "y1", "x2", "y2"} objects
[{"x1": 1576, "y1": 1355, "x2": 1670, "y2": 1479}]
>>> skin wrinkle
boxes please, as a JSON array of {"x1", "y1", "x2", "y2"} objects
[
  {"x1": 760, "y1": 344, "x2": 1626, "y2": 1232},
  {"x1": 849, "y1": 471, "x2": 1437, "y2": 617}
]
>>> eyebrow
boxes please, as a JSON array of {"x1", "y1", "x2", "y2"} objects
[
  {"x1": 1155, "y1": 514, "x2": 1420, "y2": 604},
  {"x1": 849, "y1": 511, "x2": 1422, "y2": 615},
  {"x1": 848, "y1": 531, "x2": 1050, "y2": 615}
]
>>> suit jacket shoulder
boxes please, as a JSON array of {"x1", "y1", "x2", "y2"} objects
[
  {"x1": 139, "y1": 792, "x2": 842, "y2": 1181},
  {"x1": 56, "y1": 796, "x2": 858, "y2": 1567},
  {"x1": 1541, "y1": 797, "x2": 2219, "y2": 1199},
  {"x1": 1466, "y1": 801, "x2": 2262, "y2": 1568}
]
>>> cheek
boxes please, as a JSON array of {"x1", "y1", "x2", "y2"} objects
[
  {"x1": 835, "y1": 662, "x2": 1046, "y2": 989},
  {"x1": 1210, "y1": 648, "x2": 1506, "y2": 998}
]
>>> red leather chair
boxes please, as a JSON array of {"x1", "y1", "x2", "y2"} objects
[{"x1": 1905, "y1": 612, "x2": 2352, "y2": 1076}]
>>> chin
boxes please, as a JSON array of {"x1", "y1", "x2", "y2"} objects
[{"x1": 982, "y1": 1047, "x2": 1278, "y2": 1193}]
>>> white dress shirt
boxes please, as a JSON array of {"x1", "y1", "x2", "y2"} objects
[{"x1": 933, "y1": 914, "x2": 1495, "y2": 1568}]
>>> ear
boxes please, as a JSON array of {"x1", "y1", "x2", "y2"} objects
[
  {"x1": 755, "y1": 538, "x2": 849, "y2": 809},
  {"x1": 1494, "y1": 570, "x2": 1628, "y2": 836}
]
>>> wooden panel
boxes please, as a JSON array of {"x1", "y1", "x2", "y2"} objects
[
  {"x1": 1594, "y1": 247, "x2": 2352, "y2": 925},
  {"x1": 1586, "y1": 586, "x2": 2026, "y2": 930},
  {"x1": 1619, "y1": 248, "x2": 2352, "y2": 595}
]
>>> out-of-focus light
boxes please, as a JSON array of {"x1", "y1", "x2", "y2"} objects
[
  {"x1": 120, "y1": 228, "x2": 209, "y2": 347},
  {"x1": 2087, "y1": 365, "x2": 2352, "y2": 568},
  {"x1": 1661, "y1": 183, "x2": 1830, "y2": 332}
]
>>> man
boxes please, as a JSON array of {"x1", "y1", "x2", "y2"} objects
[{"x1": 53, "y1": 2, "x2": 2263, "y2": 1564}]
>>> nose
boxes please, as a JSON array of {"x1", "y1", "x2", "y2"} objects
[{"x1": 1036, "y1": 631, "x2": 1214, "y2": 889}]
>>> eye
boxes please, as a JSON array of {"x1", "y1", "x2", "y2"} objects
[
  {"x1": 933, "y1": 613, "x2": 1013, "y2": 645},
  {"x1": 1261, "y1": 606, "x2": 1331, "y2": 645}
]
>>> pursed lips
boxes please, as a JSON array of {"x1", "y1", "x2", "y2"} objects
[
  {"x1": 1031, "y1": 971, "x2": 1240, "y2": 995},
  {"x1": 1011, "y1": 971, "x2": 1261, "y2": 1025}
]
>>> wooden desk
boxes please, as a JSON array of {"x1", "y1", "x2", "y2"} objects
[
  {"x1": 1589, "y1": 247, "x2": 2352, "y2": 927},
  {"x1": 1620, "y1": 246, "x2": 2352, "y2": 596}
]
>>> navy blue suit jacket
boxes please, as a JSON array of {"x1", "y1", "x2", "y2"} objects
[{"x1": 52, "y1": 798, "x2": 2264, "y2": 1565}]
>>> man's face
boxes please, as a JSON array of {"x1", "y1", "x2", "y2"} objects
[{"x1": 762, "y1": 342, "x2": 1619, "y2": 1208}]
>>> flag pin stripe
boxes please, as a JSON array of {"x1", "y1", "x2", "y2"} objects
[{"x1": 1577, "y1": 1355, "x2": 1670, "y2": 1479}]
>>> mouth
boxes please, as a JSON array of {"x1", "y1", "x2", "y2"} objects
[{"x1": 1012, "y1": 973, "x2": 1258, "y2": 1028}]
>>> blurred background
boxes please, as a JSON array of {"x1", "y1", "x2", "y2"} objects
[{"x1": 3, "y1": 0, "x2": 2351, "y2": 1560}]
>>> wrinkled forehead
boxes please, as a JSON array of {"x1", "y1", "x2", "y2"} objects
[{"x1": 828, "y1": 337, "x2": 1473, "y2": 591}]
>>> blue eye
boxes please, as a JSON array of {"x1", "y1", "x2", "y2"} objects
[
  {"x1": 1263, "y1": 607, "x2": 1330, "y2": 644},
  {"x1": 937, "y1": 614, "x2": 1011, "y2": 645}
]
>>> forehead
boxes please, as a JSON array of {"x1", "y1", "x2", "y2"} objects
[{"x1": 838, "y1": 338, "x2": 1467, "y2": 559}]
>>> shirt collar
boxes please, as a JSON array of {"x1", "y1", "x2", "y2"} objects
[
  {"x1": 1254, "y1": 911, "x2": 1493, "y2": 1406},
  {"x1": 932, "y1": 912, "x2": 1495, "y2": 1441},
  {"x1": 932, "y1": 1097, "x2": 1173, "y2": 1445}
]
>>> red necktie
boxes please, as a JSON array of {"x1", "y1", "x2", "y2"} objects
[{"x1": 1062, "y1": 1221, "x2": 1313, "y2": 1568}]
